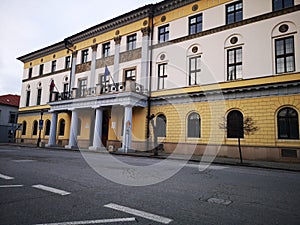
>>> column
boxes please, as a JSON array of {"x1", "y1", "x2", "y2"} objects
[
  {"x1": 70, "y1": 51, "x2": 78, "y2": 98},
  {"x1": 65, "y1": 109, "x2": 78, "y2": 149},
  {"x1": 90, "y1": 44, "x2": 98, "y2": 91},
  {"x1": 141, "y1": 27, "x2": 151, "y2": 92},
  {"x1": 120, "y1": 105, "x2": 133, "y2": 153},
  {"x1": 46, "y1": 112, "x2": 58, "y2": 147},
  {"x1": 113, "y1": 36, "x2": 121, "y2": 82},
  {"x1": 89, "y1": 107, "x2": 104, "y2": 151}
]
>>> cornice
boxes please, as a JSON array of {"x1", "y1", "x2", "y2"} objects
[{"x1": 153, "y1": 0, "x2": 199, "y2": 16}]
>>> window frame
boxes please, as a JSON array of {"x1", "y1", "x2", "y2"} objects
[
  {"x1": 227, "y1": 47, "x2": 243, "y2": 81},
  {"x1": 45, "y1": 120, "x2": 51, "y2": 136},
  {"x1": 102, "y1": 42, "x2": 110, "y2": 57},
  {"x1": 158, "y1": 63, "x2": 168, "y2": 90},
  {"x1": 58, "y1": 119, "x2": 65, "y2": 136},
  {"x1": 156, "y1": 114, "x2": 167, "y2": 138},
  {"x1": 187, "y1": 112, "x2": 201, "y2": 138},
  {"x1": 39, "y1": 64, "x2": 44, "y2": 76},
  {"x1": 8, "y1": 112, "x2": 17, "y2": 124},
  {"x1": 158, "y1": 25, "x2": 169, "y2": 43},
  {"x1": 124, "y1": 68, "x2": 136, "y2": 82},
  {"x1": 189, "y1": 13, "x2": 203, "y2": 35},
  {"x1": 277, "y1": 107, "x2": 299, "y2": 139},
  {"x1": 28, "y1": 68, "x2": 33, "y2": 79},
  {"x1": 78, "y1": 78, "x2": 87, "y2": 97},
  {"x1": 51, "y1": 60, "x2": 57, "y2": 73},
  {"x1": 273, "y1": 0, "x2": 294, "y2": 11},
  {"x1": 127, "y1": 34, "x2": 137, "y2": 51},
  {"x1": 189, "y1": 55, "x2": 202, "y2": 85},
  {"x1": 275, "y1": 36, "x2": 295, "y2": 74},
  {"x1": 36, "y1": 88, "x2": 42, "y2": 106},
  {"x1": 227, "y1": 110, "x2": 244, "y2": 138},
  {"x1": 25, "y1": 90, "x2": 30, "y2": 107},
  {"x1": 81, "y1": 49, "x2": 89, "y2": 64},
  {"x1": 32, "y1": 120, "x2": 38, "y2": 136},
  {"x1": 226, "y1": 0, "x2": 243, "y2": 25},
  {"x1": 22, "y1": 121, "x2": 27, "y2": 135},
  {"x1": 65, "y1": 56, "x2": 71, "y2": 69}
]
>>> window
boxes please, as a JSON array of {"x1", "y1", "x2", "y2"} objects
[
  {"x1": 158, "y1": 63, "x2": 167, "y2": 90},
  {"x1": 125, "y1": 69, "x2": 136, "y2": 81},
  {"x1": 158, "y1": 25, "x2": 169, "y2": 43},
  {"x1": 156, "y1": 114, "x2": 166, "y2": 137},
  {"x1": 37, "y1": 89, "x2": 42, "y2": 105},
  {"x1": 226, "y1": 1, "x2": 243, "y2": 24},
  {"x1": 51, "y1": 60, "x2": 57, "y2": 73},
  {"x1": 81, "y1": 49, "x2": 89, "y2": 63},
  {"x1": 77, "y1": 118, "x2": 81, "y2": 136},
  {"x1": 188, "y1": 112, "x2": 201, "y2": 138},
  {"x1": 278, "y1": 107, "x2": 299, "y2": 139},
  {"x1": 189, "y1": 56, "x2": 201, "y2": 85},
  {"x1": 227, "y1": 110, "x2": 244, "y2": 138},
  {"x1": 102, "y1": 42, "x2": 110, "y2": 57},
  {"x1": 59, "y1": 119, "x2": 65, "y2": 136},
  {"x1": 22, "y1": 121, "x2": 27, "y2": 135},
  {"x1": 189, "y1": 14, "x2": 202, "y2": 35},
  {"x1": 28, "y1": 68, "x2": 33, "y2": 79},
  {"x1": 65, "y1": 56, "x2": 71, "y2": 69},
  {"x1": 39, "y1": 64, "x2": 44, "y2": 76},
  {"x1": 273, "y1": 0, "x2": 294, "y2": 11},
  {"x1": 78, "y1": 79, "x2": 87, "y2": 97},
  {"x1": 32, "y1": 120, "x2": 38, "y2": 136},
  {"x1": 275, "y1": 36, "x2": 295, "y2": 74},
  {"x1": 127, "y1": 34, "x2": 137, "y2": 51},
  {"x1": 227, "y1": 47, "x2": 242, "y2": 80},
  {"x1": 26, "y1": 90, "x2": 30, "y2": 107},
  {"x1": 9, "y1": 112, "x2": 17, "y2": 124},
  {"x1": 45, "y1": 120, "x2": 51, "y2": 136}
]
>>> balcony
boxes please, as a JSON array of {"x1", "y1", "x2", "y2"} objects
[{"x1": 49, "y1": 81, "x2": 146, "y2": 103}]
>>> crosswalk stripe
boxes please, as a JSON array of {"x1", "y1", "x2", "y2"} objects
[{"x1": 32, "y1": 184, "x2": 70, "y2": 196}]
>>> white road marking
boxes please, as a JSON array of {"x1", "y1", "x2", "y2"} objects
[
  {"x1": 183, "y1": 163, "x2": 228, "y2": 170},
  {"x1": 104, "y1": 203, "x2": 173, "y2": 224},
  {"x1": 12, "y1": 159, "x2": 35, "y2": 162},
  {"x1": 32, "y1": 185, "x2": 70, "y2": 196},
  {"x1": 34, "y1": 217, "x2": 136, "y2": 225},
  {"x1": 0, "y1": 173, "x2": 14, "y2": 180},
  {"x1": 0, "y1": 185, "x2": 24, "y2": 188}
]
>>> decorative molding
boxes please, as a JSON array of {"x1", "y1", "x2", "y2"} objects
[
  {"x1": 114, "y1": 35, "x2": 122, "y2": 45},
  {"x1": 141, "y1": 26, "x2": 151, "y2": 36},
  {"x1": 120, "y1": 48, "x2": 142, "y2": 63},
  {"x1": 91, "y1": 44, "x2": 98, "y2": 52}
]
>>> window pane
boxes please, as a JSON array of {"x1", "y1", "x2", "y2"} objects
[
  {"x1": 227, "y1": 5, "x2": 234, "y2": 12},
  {"x1": 236, "y1": 49, "x2": 242, "y2": 62},
  {"x1": 276, "y1": 40, "x2": 284, "y2": 55},
  {"x1": 276, "y1": 58, "x2": 285, "y2": 73},
  {"x1": 284, "y1": 0, "x2": 294, "y2": 8},
  {"x1": 286, "y1": 56, "x2": 295, "y2": 72},
  {"x1": 285, "y1": 38, "x2": 294, "y2": 54},
  {"x1": 228, "y1": 50, "x2": 235, "y2": 64}
]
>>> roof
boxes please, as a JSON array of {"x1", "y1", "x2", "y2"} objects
[{"x1": 0, "y1": 95, "x2": 20, "y2": 107}]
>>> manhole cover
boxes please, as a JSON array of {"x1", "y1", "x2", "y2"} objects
[{"x1": 207, "y1": 198, "x2": 232, "y2": 205}]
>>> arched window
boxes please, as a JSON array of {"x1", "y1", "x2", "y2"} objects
[
  {"x1": 278, "y1": 107, "x2": 299, "y2": 139},
  {"x1": 188, "y1": 112, "x2": 201, "y2": 138},
  {"x1": 156, "y1": 114, "x2": 166, "y2": 137},
  {"x1": 59, "y1": 119, "x2": 65, "y2": 136},
  {"x1": 22, "y1": 121, "x2": 27, "y2": 135},
  {"x1": 45, "y1": 120, "x2": 51, "y2": 136},
  {"x1": 227, "y1": 110, "x2": 244, "y2": 138},
  {"x1": 77, "y1": 118, "x2": 81, "y2": 136},
  {"x1": 32, "y1": 120, "x2": 38, "y2": 136}
]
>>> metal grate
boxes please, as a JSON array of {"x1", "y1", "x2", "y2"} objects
[{"x1": 281, "y1": 149, "x2": 298, "y2": 158}]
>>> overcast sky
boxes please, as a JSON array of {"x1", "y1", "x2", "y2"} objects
[{"x1": 0, "y1": 0, "x2": 156, "y2": 96}]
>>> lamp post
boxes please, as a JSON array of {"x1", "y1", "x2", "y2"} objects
[{"x1": 37, "y1": 109, "x2": 44, "y2": 147}]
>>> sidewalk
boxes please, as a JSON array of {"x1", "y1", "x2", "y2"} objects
[{"x1": 2, "y1": 143, "x2": 300, "y2": 172}]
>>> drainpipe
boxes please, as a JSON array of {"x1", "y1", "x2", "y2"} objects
[{"x1": 64, "y1": 39, "x2": 74, "y2": 97}]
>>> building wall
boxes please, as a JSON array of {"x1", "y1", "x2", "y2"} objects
[{"x1": 0, "y1": 104, "x2": 19, "y2": 143}]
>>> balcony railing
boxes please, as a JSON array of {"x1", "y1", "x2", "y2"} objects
[{"x1": 49, "y1": 81, "x2": 146, "y2": 102}]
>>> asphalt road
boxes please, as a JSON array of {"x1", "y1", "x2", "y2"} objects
[{"x1": 0, "y1": 145, "x2": 299, "y2": 225}]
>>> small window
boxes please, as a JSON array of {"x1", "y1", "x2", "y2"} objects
[
  {"x1": 81, "y1": 49, "x2": 89, "y2": 63},
  {"x1": 59, "y1": 119, "x2": 65, "y2": 136},
  {"x1": 188, "y1": 112, "x2": 201, "y2": 138},
  {"x1": 226, "y1": 1, "x2": 243, "y2": 24},
  {"x1": 156, "y1": 114, "x2": 166, "y2": 137},
  {"x1": 8, "y1": 112, "x2": 17, "y2": 124},
  {"x1": 26, "y1": 90, "x2": 31, "y2": 107},
  {"x1": 65, "y1": 56, "x2": 71, "y2": 69},
  {"x1": 39, "y1": 64, "x2": 44, "y2": 76},
  {"x1": 158, "y1": 63, "x2": 167, "y2": 90},
  {"x1": 127, "y1": 34, "x2": 137, "y2": 51},
  {"x1": 51, "y1": 60, "x2": 57, "y2": 73},
  {"x1": 45, "y1": 120, "x2": 51, "y2": 136},
  {"x1": 102, "y1": 42, "x2": 110, "y2": 57},
  {"x1": 189, "y1": 56, "x2": 201, "y2": 85},
  {"x1": 227, "y1": 110, "x2": 244, "y2": 138},
  {"x1": 158, "y1": 25, "x2": 169, "y2": 43},
  {"x1": 28, "y1": 68, "x2": 33, "y2": 79},
  {"x1": 273, "y1": 0, "x2": 294, "y2": 11},
  {"x1": 22, "y1": 121, "x2": 27, "y2": 135},
  {"x1": 36, "y1": 89, "x2": 42, "y2": 105},
  {"x1": 78, "y1": 79, "x2": 87, "y2": 97},
  {"x1": 32, "y1": 120, "x2": 38, "y2": 136},
  {"x1": 278, "y1": 107, "x2": 299, "y2": 139},
  {"x1": 275, "y1": 36, "x2": 295, "y2": 74},
  {"x1": 125, "y1": 69, "x2": 136, "y2": 82},
  {"x1": 227, "y1": 47, "x2": 242, "y2": 80},
  {"x1": 189, "y1": 14, "x2": 202, "y2": 35}
]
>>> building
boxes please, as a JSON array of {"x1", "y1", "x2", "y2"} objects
[
  {"x1": 0, "y1": 95, "x2": 20, "y2": 143},
  {"x1": 17, "y1": 0, "x2": 300, "y2": 162}
]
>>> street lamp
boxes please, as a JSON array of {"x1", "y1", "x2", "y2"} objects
[{"x1": 37, "y1": 109, "x2": 44, "y2": 147}]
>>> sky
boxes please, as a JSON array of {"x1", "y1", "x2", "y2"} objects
[{"x1": 0, "y1": 0, "x2": 156, "y2": 96}]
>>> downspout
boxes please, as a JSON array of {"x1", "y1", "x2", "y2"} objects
[
  {"x1": 64, "y1": 39, "x2": 74, "y2": 97},
  {"x1": 146, "y1": 5, "x2": 154, "y2": 151}
]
